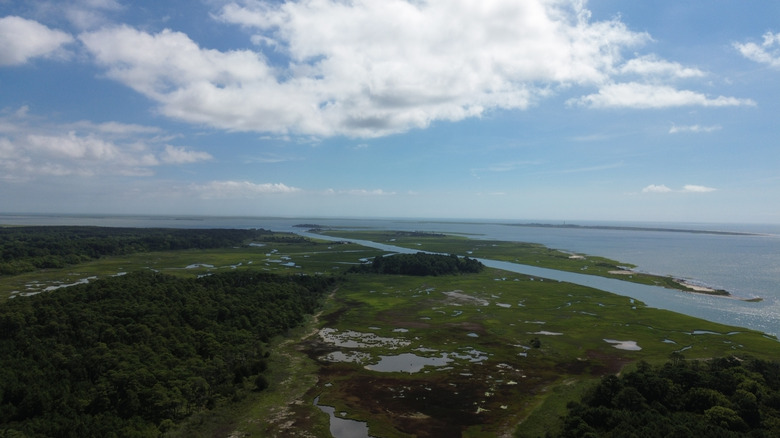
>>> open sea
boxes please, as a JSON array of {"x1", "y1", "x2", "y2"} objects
[{"x1": 2, "y1": 214, "x2": 778, "y2": 337}]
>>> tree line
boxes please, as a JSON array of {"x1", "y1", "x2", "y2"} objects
[
  {"x1": 349, "y1": 252, "x2": 484, "y2": 276},
  {"x1": 0, "y1": 270, "x2": 334, "y2": 437},
  {"x1": 0, "y1": 226, "x2": 275, "y2": 276},
  {"x1": 557, "y1": 354, "x2": 780, "y2": 437}
]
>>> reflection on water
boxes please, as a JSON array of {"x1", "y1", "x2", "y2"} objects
[{"x1": 314, "y1": 396, "x2": 375, "y2": 438}]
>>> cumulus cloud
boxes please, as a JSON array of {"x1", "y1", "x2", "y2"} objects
[
  {"x1": 734, "y1": 32, "x2": 780, "y2": 68},
  {"x1": 77, "y1": 0, "x2": 648, "y2": 137},
  {"x1": 192, "y1": 180, "x2": 300, "y2": 198},
  {"x1": 72, "y1": 0, "x2": 752, "y2": 138},
  {"x1": 0, "y1": 16, "x2": 73, "y2": 66},
  {"x1": 0, "y1": 108, "x2": 212, "y2": 180},
  {"x1": 619, "y1": 55, "x2": 705, "y2": 78},
  {"x1": 642, "y1": 184, "x2": 716, "y2": 193},
  {"x1": 669, "y1": 124, "x2": 722, "y2": 134},
  {"x1": 569, "y1": 82, "x2": 755, "y2": 109},
  {"x1": 642, "y1": 184, "x2": 673, "y2": 193}
]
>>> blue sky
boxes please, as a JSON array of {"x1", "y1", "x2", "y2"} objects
[{"x1": 1, "y1": 0, "x2": 779, "y2": 223}]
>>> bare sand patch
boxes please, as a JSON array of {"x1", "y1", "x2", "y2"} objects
[{"x1": 674, "y1": 279, "x2": 715, "y2": 292}]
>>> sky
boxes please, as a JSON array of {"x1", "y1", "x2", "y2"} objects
[{"x1": 1, "y1": 0, "x2": 779, "y2": 224}]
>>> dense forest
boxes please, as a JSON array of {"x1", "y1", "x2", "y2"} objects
[
  {"x1": 557, "y1": 354, "x2": 780, "y2": 437},
  {"x1": 0, "y1": 270, "x2": 334, "y2": 437},
  {"x1": 349, "y1": 252, "x2": 484, "y2": 276},
  {"x1": 0, "y1": 226, "x2": 274, "y2": 276}
]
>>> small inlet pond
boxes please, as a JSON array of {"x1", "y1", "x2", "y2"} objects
[{"x1": 314, "y1": 396, "x2": 375, "y2": 438}]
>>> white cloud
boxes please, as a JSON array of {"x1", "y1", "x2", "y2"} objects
[
  {"x1": 70, "y1": 1, "x2": 752, "y2": 138},
  {"x1": 27, "y1": 131, "x2": 122, "y2": 160},
  {"x1": 0, "y1": 108, "x2": 211, "y2": 180},
  {"x1": 193, "y1": 180, "x2": 301, "y2": 198},
  {"x1": 67, "y1": 120, "x2": 163, "y2": 135},
  {"x1": 343, "y1": 189, "x2": 395, "y2": 196},
  {"x1": 642, "y1": 184, "x2": 673, "y2": 193},
  {"x1": 80, "y1": 0, "x2": 656, "y2": 137},
  {"x1": 569, "y1": 82, "x2": 755, "y2": 109},
  {"x1": 619, "y1": 55, "x2": 705, "y2": 78},
  {"x1": 642, "y1": 184, "x2": 716, "y2": 194},
  {"x1": 0, "y1": 16, "x2": 73, "y2": 66},
  {"x1": 160, "y1": 145, "x2": 213, "y2": 164},
  {"x1": 669, "y1": 124, "x2": 722, "y2": 134},
  {"x1": 734, "y1": 32, "x2": 780, "y2": 68},
  {"x1": 682, "y1": 184, "x2": 716, "y2": 193}
]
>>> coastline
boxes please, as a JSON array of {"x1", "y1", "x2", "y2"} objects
[
  {"x1": 507, "y1": 222, "x2": 766, "y2": 237},
  {"x1": 608, "y1": 268, "x2": 760, "y2": 301}
]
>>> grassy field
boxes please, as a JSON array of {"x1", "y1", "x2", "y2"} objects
[{"x1": 2, "y1": 230, "x2": 777, "y2": 436}]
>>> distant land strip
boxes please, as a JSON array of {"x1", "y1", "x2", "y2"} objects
[{"x1": 505, "y1": 223, "x2": 762, "y2": 236}]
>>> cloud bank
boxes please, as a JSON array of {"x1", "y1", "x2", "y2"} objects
[{"x1": 60, "y1": 0, "x2": 750, "y2": 138}]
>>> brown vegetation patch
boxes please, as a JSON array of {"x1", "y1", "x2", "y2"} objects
[{"x1": 310, "y1": 358, "x2": 555, "y2": 437}]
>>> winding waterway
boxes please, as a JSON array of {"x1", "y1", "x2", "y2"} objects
[{"x1": 299, "y1": 231, "x2": 778, "y2": 337}]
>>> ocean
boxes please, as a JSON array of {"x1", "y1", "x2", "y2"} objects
[{"x1": 2, "y1": 214, "x2": 778, "y2": 337}]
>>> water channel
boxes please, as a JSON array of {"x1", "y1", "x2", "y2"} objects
[{"x1": 299, "y1": 232, "x2": 777, "y2": 337}]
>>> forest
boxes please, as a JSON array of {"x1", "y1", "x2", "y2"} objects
[
  {"x1": 349, "y1": 252, "x2": 484, "y2": 276},
  {"x1": 0, "y1": 270, "x2": 334, "y2": 437},
  {"x1": 557, "y1": 354, "x2": 780, "y2": 437},
  {"x1": 0, "y1": 227, "x2": 273, "y2": 276}
]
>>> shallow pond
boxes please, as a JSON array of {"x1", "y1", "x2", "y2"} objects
[
  {"x1": 364, "y1": 352, "x2": 453, "y2": 373},
  {"x1": 603, "y1": 339, "x2": 642, "y2": 350},
  {"x1": 314, "y1": 396, "x2": 375, "y2": 438}
]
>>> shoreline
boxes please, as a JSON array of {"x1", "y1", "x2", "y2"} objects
[
  {"x1": 507, "y1": 222, "x2": 766, "y2": 237},
  {"x1": 608, "y1": 268, "x2": 762, "y2": 301}
]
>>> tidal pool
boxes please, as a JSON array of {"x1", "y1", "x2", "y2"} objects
[
  {"x1": 364, "y1": 352, "x2": 453, "y2": 373},
  {"x1": 314, "y1": 396, "x2": 375, "y2": 438},
  {"x1": 604, "y1": 339, "x2": 642, "y2": 351}
]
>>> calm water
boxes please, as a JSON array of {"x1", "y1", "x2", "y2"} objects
[{"x1": 2, "y1": 214, "x2": 778, "y2": 336}]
